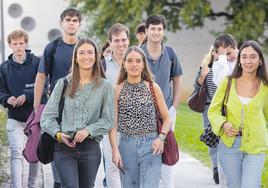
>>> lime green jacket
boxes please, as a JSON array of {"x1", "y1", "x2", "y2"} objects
[{"x1": 208, "y1": 78, "x2": 268, "y2": 154}]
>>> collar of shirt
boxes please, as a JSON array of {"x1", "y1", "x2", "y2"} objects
[
  {"x1": 105, "y1": 54, "x2": 121, "y2": 69},
  {"x1": 141, "y1": 42, "x2": 165, "y2": 63}
]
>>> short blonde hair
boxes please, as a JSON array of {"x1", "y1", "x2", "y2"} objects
[{"x1": 7, "y1": 30, "x2": 28, "y2": 44}]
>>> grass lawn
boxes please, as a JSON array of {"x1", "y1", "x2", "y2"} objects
[{"x1": 174, "y1": 103, "x2": 268, "y2": 188}]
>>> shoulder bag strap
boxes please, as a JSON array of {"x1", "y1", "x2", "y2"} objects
[
  {"x1": 223, "y1": 77, "x2": 232, "y2": 105},
  {"x1": 149, "y1": 82, "x2": 160, "y2": 117},
  {"x1": 57, "y1": 78, "x2": 68, "y2": 124}
]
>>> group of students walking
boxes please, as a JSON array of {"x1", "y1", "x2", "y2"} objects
[
  {"x1": 0, "y1": 6, "x2": 268, "y2": 188},
  {"x1": 0, "y1": 8, "x2": 183, "y2": 188}
]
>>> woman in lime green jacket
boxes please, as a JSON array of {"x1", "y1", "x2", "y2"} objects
[{"x1": 208, "y1": 40, "x2": 268, "y2": 188}]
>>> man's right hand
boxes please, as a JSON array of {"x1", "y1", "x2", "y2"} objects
[{"x1": 7, "y1": 96, "x2": 16, "y2": 106}]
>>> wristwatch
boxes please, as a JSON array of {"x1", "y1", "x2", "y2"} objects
[{"x1": 158, "y1": 132, "x2": 166, "y2": 141}]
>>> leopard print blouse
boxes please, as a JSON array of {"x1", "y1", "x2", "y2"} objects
[{"x1": 118, "y1": 81, "x2": 157, "y2": 135}]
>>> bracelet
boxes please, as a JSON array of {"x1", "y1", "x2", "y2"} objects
[
  {"x1": 56, "y1": 132, "x2": 62, "y2": 143},
  {"x1": 158, "y1": 132, "x2": 166, "y2": 141}
]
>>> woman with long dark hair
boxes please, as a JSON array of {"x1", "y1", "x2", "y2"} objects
[
  {"x1": 208, "y1": 40, "x2": 268, "y2": 187},
  {"x1": 41, "y1": 38, "x2": 114, "y2": 188},
  {"x1": 109, "y1": 46, "x2": 171, "y2": 188}
]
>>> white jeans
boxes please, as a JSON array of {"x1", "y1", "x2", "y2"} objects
[
  {"x1": 102, "y1": 134, "x2": 121, "y2": 188},
  {"x1": 160, "y1": 106, "x2": 176, "y2": 188},
  {"x1": 6, "y1": 119, "x2": 40, "y2": 188}
]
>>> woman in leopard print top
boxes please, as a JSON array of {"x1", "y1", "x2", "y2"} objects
[{"x1": 109, "y1": 46, "x2": 171, "y2": 188}]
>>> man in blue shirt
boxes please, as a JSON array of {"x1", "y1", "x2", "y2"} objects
[
  {"x1": 141, "y1": 14, "x2": 183, "y2": 188},
  {"x1": 33, "y1": 8, "x2": 82, "y2": 188}
]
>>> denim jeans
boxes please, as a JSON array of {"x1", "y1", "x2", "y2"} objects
[
  {"x1": 53, "y1": 138, "x2": 101, "y2": 188},
  {"x1": 6, "y1": 119, "x2": 40, "y2": 188},
  {"x1": 218, "y1": 137, "x2": 265, "y2": 188},
  {"x1": 119, "y1": 132, "x2": 161, "y2": 188}
]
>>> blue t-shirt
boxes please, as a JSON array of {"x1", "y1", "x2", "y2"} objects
[
  {"x1": 141, "y1": 44, "x2": 183, "y2": 108},
  {"x1": 38, "y1": 38, "x2": 75, "y2": 91}
]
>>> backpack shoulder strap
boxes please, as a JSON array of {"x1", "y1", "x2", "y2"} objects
[
  {"x1": 101, "y1": 58, "x2": 107, "y2": 72},
  {"x1": 166, "y1": 46, "x2": 175, "y2": 81},
  {"x1": 51, "y1": 37, "x2": 61, "y2": 59}
]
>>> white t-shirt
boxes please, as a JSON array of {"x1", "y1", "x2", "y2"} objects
[{"x1": 212, "y1": 55, "x2": 236, "y2": 86}]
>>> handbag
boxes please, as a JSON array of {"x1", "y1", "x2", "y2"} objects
[
  {"x1": 36, "y1": 78, "x2": 68, "y2": 164},
  {"x1": 187, "y1": 78, "x2": 207, "y2": 113},
  {"x1": 199, "y1": 124, "x2": 220, "y2": 148},
  {"x1": 149, "y1": 82, "x2": 179, "y2": 166},
  {"x1": 199, "y1": 78, "x2": 232, "y2": 147}
]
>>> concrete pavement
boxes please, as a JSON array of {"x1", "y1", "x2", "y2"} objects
[{"x1": 1, "y1": 149, "x2": 219, "y2": 188}]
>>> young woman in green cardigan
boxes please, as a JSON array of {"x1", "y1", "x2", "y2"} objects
[{"x1": 208, "y1": 40, "x2": 268, "y2": 188}]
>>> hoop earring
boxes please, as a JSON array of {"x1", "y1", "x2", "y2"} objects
[{"x1": 239, "y1": 63, "x2": 241, "y2": 67}]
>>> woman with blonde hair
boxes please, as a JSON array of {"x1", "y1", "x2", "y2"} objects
[
  {"x1": 41, "y1": 37, "x2": 114, "y2": 188},
  {"x1": 109, "y1": 46, "x2": 171, "y2": 188},
  {"x1": 192, "y1": 46, "x2": 220, "y2": 184}
]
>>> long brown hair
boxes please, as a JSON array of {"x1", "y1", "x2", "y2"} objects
[
  {"x1": 230, "y1": 40, "x2": 268, "y2": 85},
  {"x1": 68, "y1": 37, "x2": 105, "y2": 98},
  {"x1": 117, "y1": 46, "x2": 153, "y2": 84}
]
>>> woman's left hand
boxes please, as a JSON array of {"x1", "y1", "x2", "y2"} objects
[
  {"x1": 73, "y1": 129, "x2": 89, "y2": 143},
  {"x1": 152, "y1": 138, "x2": 164, "y2": 155}
]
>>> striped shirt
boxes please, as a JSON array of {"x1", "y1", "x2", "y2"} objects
[{"x1": 193, "y1": 66, "x2": 217, "y2": 103}]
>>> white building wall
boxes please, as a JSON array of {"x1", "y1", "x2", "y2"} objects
[{"x1": 2, "y1": 0, "x2": 70, "y2": 57}]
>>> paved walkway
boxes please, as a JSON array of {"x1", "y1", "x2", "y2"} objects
[{"x1": 1, "y1": 149, "x2": 219, "y2": 188}]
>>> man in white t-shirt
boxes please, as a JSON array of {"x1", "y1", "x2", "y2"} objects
[
  {"x1": 212, "y1": 34, "x2": 238, "y2": 86},
  {"x1": 102, "y1": 23, "x2": 130, "y2": 188}
]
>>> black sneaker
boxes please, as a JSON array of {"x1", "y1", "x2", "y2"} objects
[
  {"x1": 53, "y1": 182, "x2": 61, "y2": 188},
  {"x1": 213, "y1": 167, "x2": 219, "y2": 184}
]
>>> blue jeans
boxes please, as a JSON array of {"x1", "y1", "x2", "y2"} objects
[
  {"x1": 218, "y1": 137, "x2": 265, "y2": 188},
  {"x1": 53, "y1": 138, "x2": 101, "y2": 188},
  {"x1": 119, "y1": 132, "x2": 161, "y2": 188}
]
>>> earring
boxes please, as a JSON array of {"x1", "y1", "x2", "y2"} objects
[
  {"x1": 239, "y1": 63, "x2": 241, "y2": 67},
  {"x1": 259, "y1": 62, "x2": 262, "y2": 66}
]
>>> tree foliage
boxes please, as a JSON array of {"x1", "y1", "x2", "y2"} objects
[{"x1": 71, "y1": 0, "x2": 268, "y2": 48}]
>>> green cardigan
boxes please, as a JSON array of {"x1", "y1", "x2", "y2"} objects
[
  {"x1": 208, "y1": 77, "x2": 268, "y2": 154},
  {"x1": 41, "y1": 77, "x2": 115, "y2": 143}
]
